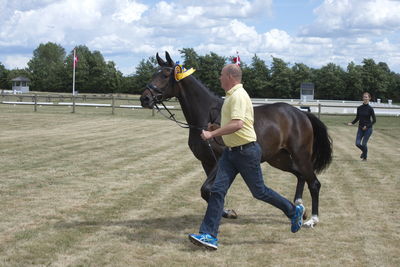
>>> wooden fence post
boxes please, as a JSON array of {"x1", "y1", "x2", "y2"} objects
[
  {"x1": 318, "y1": 103, "x2": 321, "y2": 119},
  {"x1": 34, "y1": 94, "x2": 37, "y2": 112},
  {"x1": 111, "y1": 95, "x2": 115, "y2": 115},
  {"x1": 72, "y1": 95, "x2": 75, "y2": 113}
]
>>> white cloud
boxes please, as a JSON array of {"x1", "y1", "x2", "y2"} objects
[
  {"x1": 209, "y1": 20, "x2": 258, "y2": 43},
  {"x1": 112, "y1": 0, "x2": 148, "y2": 23},
  {"x1": 88, "y1": 34, "x2": 132, "y2": 53},
  {"x1": 193, "y1": 0, "x2": 273, "y2": 18},
  {"x1": 4, "y1": 55, "x2": 31, "y2": 69},
  {"x1": 0, "y1": 0, "x2": 399, "y2": 74},
  {"x1": 0, "y1": 0, "x2": 104, "y2": 46},
  {"x1": 301, "y1": 0, "x2": 400, "y2": 37},
  {"x1": 262, "y1": 29, "x2": 292, "y2": 51}
]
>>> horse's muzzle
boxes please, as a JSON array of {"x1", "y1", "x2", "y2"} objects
[{"x1": 140, "y1": 94, "x2": 154, "y2": 109}]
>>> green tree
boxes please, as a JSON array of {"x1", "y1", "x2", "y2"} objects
[
  {"x1": 291, "y1": 63, "x2": 313, "y2": 99},
  {"x1": 64, "y1": 46, "x2": 122, "y2": 94},
  {"x1": 197, "y1": 52, "x2": 227, "y2": 95},
  {"x1": 387, "y1": 73, "x2": 400, "y2": 101},
  {"x1": 179, "y1": 48, "x2": 200, "y2": 70},
  {"x1": 119, "y1": 75, "x2": 136, "y2": 94},
  {"x1": 87, "y1": 50, "x2": 108, "y2": 92},
  {"x1": 27, "y1": 42, "x2": 66, "y2": 92},
  {"x1": 131, "y1": 56, "x2": 158, "y2": 94},
  {"x1": 104, "y1": 62, "x2": 123, "y2": 94},
  {"x1": 314, "y1": 63, "x2": 346, "y2": 99},
  {"x1": 270, "y1": 57, "x2": 292, "y2": 98},
  {"x1": 242, "y1": 54, "x2": 270, "y2": 98},
  {"x1": 361, "y1": 58, "x2": 392, "y2": 100},
  {"x1": 345, "y1": 62, "x2": 363, "y2": 100},
  {"x1": 0, "y1": 62, "x2": 9, "y2": 89}
]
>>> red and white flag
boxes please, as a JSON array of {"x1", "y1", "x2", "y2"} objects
[
  {"x1": 73, "y1": 49, "x2": 78, "y2": 68},
  {"x1": 233, "y1": 51, "x2": 241, "y2": 66}
]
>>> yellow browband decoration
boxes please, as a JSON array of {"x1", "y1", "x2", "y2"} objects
[{"x1": 174, "y1": 64, "x2": 196, "y2": 81}]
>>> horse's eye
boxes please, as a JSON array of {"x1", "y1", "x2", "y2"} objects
[{"x1": 162, "y1": 74, "x2": 168, "y2": 79}]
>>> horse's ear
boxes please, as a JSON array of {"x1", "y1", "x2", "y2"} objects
[
  {"x1": 156, "y1": 53, "x2": 165, "y2": 66},
  {"x1": 165, "y1": 51, "x2": 174, "y2": 66}
]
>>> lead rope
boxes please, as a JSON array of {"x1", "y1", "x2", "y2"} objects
[{"x1": 153, "y1": 102, "x2": 219, "y2": 164}]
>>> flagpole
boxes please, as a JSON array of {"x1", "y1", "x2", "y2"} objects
[{"x1": 72, "y1": 49, "x2": 76, "y2": 96}]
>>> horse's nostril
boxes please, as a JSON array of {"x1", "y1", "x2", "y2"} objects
[{"x1": 140, "y1": 95, "x2": 153, "y2": 108}]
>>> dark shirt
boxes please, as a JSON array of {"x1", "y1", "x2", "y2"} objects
[{"x1": 352, "y1": 103, "x2": 376, "y2": 128}]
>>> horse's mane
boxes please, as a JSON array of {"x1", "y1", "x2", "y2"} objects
[{"x1": 189, "y1": 75, "x2": 224, "y2": 105}]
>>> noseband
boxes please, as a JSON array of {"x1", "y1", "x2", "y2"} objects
[
  {"x1": 145, "y1": 66, "x2": 198, "y2": 129},
  {"x1": 145, "y1": 83, "x2": 165, "y2": 104},
  {"x1": 145, "y1": 66, "x2": 175, "y2": 104}
]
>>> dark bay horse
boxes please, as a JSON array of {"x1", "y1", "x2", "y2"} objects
[{"x1": 140, "y1": 52, "x2": 332, "y2": 227}]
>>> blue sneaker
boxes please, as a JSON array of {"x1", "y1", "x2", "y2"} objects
[
  {"x1": 188, "y1": 233, "x2": 218, "y2": 250},
  {"x1": 291, "y1": 204, "x2": 305, "y2": 233}
]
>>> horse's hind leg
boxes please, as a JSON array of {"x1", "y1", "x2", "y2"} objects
[
  {"x1": 200, "y1": 163, "x2": 237, "y2": 219},
  {"x1": 293, "y1": 175, "x2": 308, "y2": 220},
  {"x1": 265, "y1": 150, "x2": 308, "y2": 218},
  {"x1": 304, "y1": 176, "x2": 321, "y2": 228},
  {"x1": 296, "y1": 163, "x2": 321, "y2": 227},
  {"x1": 288, "y1": 149, "x2": 321, "y2": 227}
]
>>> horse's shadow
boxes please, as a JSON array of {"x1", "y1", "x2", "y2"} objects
[{"x1": 55, "y1": 213, "x2": 287, "y2": 248}]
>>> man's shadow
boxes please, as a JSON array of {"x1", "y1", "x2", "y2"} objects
[{"x1": 55, "y1": 213, "x2": 287, "y2": 248}]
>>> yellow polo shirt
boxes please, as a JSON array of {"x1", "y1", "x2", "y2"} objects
[{"x1": 221, "y1": 84, "x2": 257, "y2": 147}]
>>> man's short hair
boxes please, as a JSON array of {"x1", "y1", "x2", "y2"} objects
[{"x1": 225, "y1": 64, "x2": 242, "y2": 82}]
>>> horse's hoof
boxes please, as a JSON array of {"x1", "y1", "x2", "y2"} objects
[
  {"x1": 222, "y1": 209, "x2": 237, "y2": 219},
  {"x1": 303, "y1": 215, "x2": 319, "y2": 228}
]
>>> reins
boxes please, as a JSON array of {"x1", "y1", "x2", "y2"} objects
[
  {"x1": 154, "y1": 101, "x2": 219, "y2": 163},
  {"x1": 146, "y1": 83, "x2": 204, "y2": 130},
  {"x1": 145, "y1": 74, "x2": 220, "y2": 164}
]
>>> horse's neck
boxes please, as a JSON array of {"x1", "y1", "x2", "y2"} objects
[{"x1": 176, "y1": 77, "x2": 221, "y2": 128}]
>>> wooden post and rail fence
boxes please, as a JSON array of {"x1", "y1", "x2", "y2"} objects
[{"x1": 1, "y1": 93, "x2": 400, "y2": 118}]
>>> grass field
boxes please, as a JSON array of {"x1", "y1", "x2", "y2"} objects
[{"x1": 1, "y1": 104, "x2": 399, "y2": 266}]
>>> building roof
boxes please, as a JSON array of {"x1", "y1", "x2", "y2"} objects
[{"x1": 11, "y1": 76, "x2": 30, "y2": 82}]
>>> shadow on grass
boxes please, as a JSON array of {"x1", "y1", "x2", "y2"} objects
[{"x1": 54, "y1": 213, "x2": 288, "y2": 247}]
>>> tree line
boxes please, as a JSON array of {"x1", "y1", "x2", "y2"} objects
[{"x1": 1, "y1": 43, "x2": 399, "y2": 101}]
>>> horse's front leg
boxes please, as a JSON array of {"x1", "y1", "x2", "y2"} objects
[
  {"x1": 200, "y1": 162, "x2": 215, "y2": 202},
  {"x1": 290, "y1": 151, "x2": 320, "y2": 228},
  {"x1": 200, "y1": 163, "x2": 237, "y2": 219}
]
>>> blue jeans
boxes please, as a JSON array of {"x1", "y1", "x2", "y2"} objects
[
  {"x1": 355, "y1": 127, "x2": 373, "y2": 158},
  {"x1": 199, "y1": 142, "x2": 296, "y2": 237}
]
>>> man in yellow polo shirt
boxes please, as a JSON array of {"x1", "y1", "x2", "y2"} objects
[{"x1": 188, "y1": 64, "x2": 304, "y2": 250}]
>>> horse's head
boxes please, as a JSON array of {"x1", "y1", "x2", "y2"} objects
[{"x1": 140, "y1": 52, "x2": 181, "y2": 109}]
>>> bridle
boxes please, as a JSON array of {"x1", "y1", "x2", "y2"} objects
[
  {"x1": 145, "y1": 65, "x2": 222, "y2": 163},
  {"x1": 145, "y1": 65, "x2": 206, "y2": 131}
]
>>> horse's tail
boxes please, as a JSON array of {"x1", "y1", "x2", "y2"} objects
[{"x1": 305, "y1": 112, "x2": 333, "y2": 174}]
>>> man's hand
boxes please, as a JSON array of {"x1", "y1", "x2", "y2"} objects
[
  {"x1": 362, "y1": 126, "x2": 367, "y2": 130},
  {"x1": 201, "y1": 130, "x2": 213, "y2": 140}
]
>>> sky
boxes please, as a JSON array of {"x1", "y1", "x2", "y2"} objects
[{"x1": 0, "y1": 0, "x2": 400, "y2": 75}]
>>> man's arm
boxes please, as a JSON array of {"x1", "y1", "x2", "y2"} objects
[{"x1": 201, "y1": 119, "x2": 243, "y2": 140}]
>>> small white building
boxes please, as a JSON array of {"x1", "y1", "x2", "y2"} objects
[{"x1": 11, "y1": 76, "x2": 30, "y2": 94}]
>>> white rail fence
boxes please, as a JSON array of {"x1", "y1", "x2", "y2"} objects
[{"x1": 1, "y1": 94, "x2": 399, "y2": 117}]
